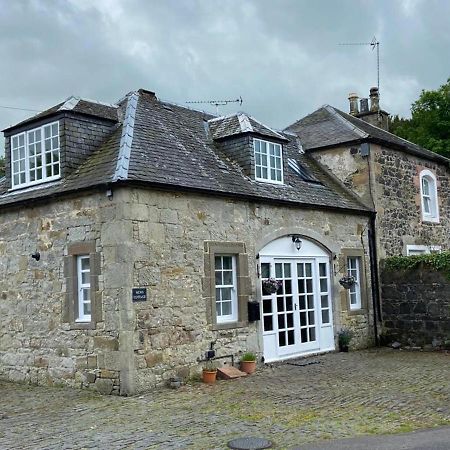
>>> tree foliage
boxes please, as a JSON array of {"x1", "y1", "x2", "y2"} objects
[
  {"x1": 0, "y1": 156, "x2": 5, "y2": 178},
  {"x1": 389, "y1": 78, "x2": 450, "y2": 158}
]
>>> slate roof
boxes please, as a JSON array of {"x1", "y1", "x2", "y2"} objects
[
  {"x1": 2, "y1": 96, "x2": 119, "y2": 132},
  {"x1": 0, "y1": 90, "x2": 370, "y2": 214},
  {"x1": 286, "y1": 105, "x2": 450, "y2": 166}
]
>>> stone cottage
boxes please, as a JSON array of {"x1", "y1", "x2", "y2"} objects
[
  {"x1": 0, "y1": 89, "x2": 374, "y2": 394},
  {"x1": 286, "y1": 87, "x2": 450, "y2": 260}
]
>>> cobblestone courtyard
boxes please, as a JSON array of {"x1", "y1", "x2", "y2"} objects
[{"x1": 1, "y1": 349, "x2": 449, "y2": 449}]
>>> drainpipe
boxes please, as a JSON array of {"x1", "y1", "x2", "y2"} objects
[{"x1": 368, "y1": 213, "x2": 381, "y2": 346}]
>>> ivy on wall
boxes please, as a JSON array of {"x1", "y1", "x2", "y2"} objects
[{"x1": 384, "y1": 251, "x2": 450, "y2": 280}]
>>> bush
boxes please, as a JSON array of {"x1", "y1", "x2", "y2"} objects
[{"x1": 384, "y1": 252, "x2": 450, "y2": 280}]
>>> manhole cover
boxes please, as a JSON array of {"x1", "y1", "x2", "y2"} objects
[{"x1": 227, "y1": 436, "x2": 273, "y2": 450}]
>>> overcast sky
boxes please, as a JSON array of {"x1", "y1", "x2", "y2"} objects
[{"x1": 1, "y1": 0, "x2": 449, "y2": 156}]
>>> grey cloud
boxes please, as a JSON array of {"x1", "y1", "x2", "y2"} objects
[{"x1": 1, "y1": 0, "x2": 449, "y2": 156}]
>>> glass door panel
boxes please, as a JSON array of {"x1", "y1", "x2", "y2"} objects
[
  {"x1": 275, "y1": 262, "x2": 296, "y2": 349},
  {"x1": 297, "y1": 262, "x2": 317, "y2": 344}
]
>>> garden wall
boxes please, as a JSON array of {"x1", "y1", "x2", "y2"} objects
[{"x1": 381, "y1": 262, "x2": 450, "y2": 346}]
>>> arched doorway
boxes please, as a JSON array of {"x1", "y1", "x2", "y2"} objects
[{"x1": 259, "y1": 235, "x2": 335, "y2": 362}]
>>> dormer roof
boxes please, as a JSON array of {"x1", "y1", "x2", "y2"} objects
[
  {"x1": 2, "y1": 96, "x2": 119, "y2": 133},
  {"x1": 208, "y1": 113, "x2": 288, "y2": 142}
]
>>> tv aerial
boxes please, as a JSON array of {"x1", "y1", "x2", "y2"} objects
[
  {"x1": 338, "y1": 36, "x2": 380, "y2": 102},
  {"x1": 186, "y1": 96, "x2": 243, "y2": 115}
]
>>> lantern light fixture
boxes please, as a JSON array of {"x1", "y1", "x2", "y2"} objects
[{"x1": 291, "y1": 235, "x2": 302, "y2": 251}]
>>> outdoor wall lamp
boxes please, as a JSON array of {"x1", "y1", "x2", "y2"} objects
[
  {"x1": 291, "y1": 235, "x2": 302, "y2": 251},
  {"x1": 31, "y1": 251, "x2": 40, "y2": 261}
]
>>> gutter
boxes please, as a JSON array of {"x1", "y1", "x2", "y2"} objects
[{"x1": 368, "y1": 213, "x2": 381, "y2": 346}]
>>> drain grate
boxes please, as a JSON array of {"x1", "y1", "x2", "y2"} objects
[{"x1": 227, "y1": 436, "x2": 273, "y2": 449}]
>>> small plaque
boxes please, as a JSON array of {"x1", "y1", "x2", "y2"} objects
[{"x1": 132, "y1": 288, "x2": 147, "y2": 302}]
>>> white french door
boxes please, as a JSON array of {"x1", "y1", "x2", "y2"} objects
[{"x1": 260, "y1": 256, "x2": 333, "y2": 361}]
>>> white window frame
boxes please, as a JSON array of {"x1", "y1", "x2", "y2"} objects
[
  {"x1": 253, "y1": 138, "x2": 284, "y2": 184},
  {"x1": 318, "y1": 261, "x2": 331, "y2": 326},
  {"x1": 406, "y1": 245, "x2": 442, "y2": 256},
  {"x1": 214, "y1": 255, "x2": 238, "y2": 324},
  {"x1": 76, "y1": 255, "x2": 91, "y2": 323},
  {"x1": 347, "y1": 256, "x2": 361, "y2": 310},
  {"x1": 11, "y1": 121, "x2": 60, "y2": 189},
  {"x1": 419, "y1": 169, "x2": 439, "y2": 223}
]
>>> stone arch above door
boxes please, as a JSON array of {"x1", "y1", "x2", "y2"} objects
[{"x1": 256, "y1": 227, "x2": 335, "y2": 257}]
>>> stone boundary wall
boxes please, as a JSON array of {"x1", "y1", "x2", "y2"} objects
[{"x1": 381, "y1": 265, "x2": 450, "y2": 346}]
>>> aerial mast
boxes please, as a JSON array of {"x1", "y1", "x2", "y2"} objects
[{"x1": 339, "y1": 36, "x2": 380, "y2": 116}]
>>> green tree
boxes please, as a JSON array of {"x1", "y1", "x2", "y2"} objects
[
  {"x1": 0, "y1": 155, "x2": 5, "y2": 178},
  {"x1": 390, "y1": 78, "x2": 450, "y2": 158}
]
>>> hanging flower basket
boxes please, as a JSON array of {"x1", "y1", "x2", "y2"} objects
[
  {"x1": 339, "y1": 275, "x2": 356, "y2": 289},
  {"x1": 262, "y1": 278, "x2": 282, "y2": 295}
]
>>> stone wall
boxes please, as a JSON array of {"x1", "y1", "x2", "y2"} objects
[
  {"x1": 374, "y1": 146, "x2": 450, "y2": 258},
  {"x1": 311, "y1": 144, "x2": 450, "y2": 259},
  {"x1": 120, "y1": 188, "x2": 375, "y2": 393},
  {"x1": 0, "y1": 191, "x2": 127, "y2": 395},
  {"x1": 381, "y1": 265, "x2": 450, "y2": 346},
  {"x1": 312, "y1": 144, "x2": 374, "y2": 209}
]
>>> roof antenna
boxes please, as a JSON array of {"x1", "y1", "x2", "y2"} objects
[
  {"x1": 186, "y1": 96, "x2": 243, "y2": 115},
  {"x1": 338, "y1": 36, "x2": 380, "y2": 118}
]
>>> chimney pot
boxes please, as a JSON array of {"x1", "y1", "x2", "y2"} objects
[
  {"x1": 360, "y1": 98, "x2": 369, "y2": 114},
  {"x1": 348, "y1": 93, "x2": 359, "y2": 115},
  {"x1": 370, "y1": 87, "x2": 379, "y2": 112}
]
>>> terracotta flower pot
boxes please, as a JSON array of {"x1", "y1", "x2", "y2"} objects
[
  {"x1": 202, "y1": 369, "x2": 217, "y2": 384},
  {"x1": 240, "y1": 360, "x2": 256, "y2": 374}
]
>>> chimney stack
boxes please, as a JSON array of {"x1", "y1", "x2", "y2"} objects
[
  {"x1": 360, "y1": 98, "x2": 369, "y2": 114},
  {"x1": 370, "y1": 87, "x2": 379, "y2": 112},
  {"x1": 348, "y1": 93, "x2": 359, "y2": 115}
]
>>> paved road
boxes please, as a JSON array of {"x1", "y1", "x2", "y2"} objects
[
  {"x1": 296, "y1": 426, "x2": 450, "y2": 449},
  {"x1": 1, "y1": 349, "x2": 449, "y2": 449}
]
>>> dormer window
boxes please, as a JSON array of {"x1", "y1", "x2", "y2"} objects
[
  {"x1": 419, "y1": 169, "x2": 439, "y2": 223},
  {"x1": 254, "y1": 138, "x2": 283, "y2": 184},
  {"x1": 11, "y1": 121, "x2": 60, "y2": 189}
]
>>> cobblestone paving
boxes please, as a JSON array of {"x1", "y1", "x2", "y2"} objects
[{"x1": 1, "y1": 349, "x2": 449, "y2": 449}]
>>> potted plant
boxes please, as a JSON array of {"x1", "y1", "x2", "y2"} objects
[
  {"x1": 202, "y1": 360, "x2": 218, "y2": 384},
  {"x1": 337, "y1": 328, "x2": 354, "y2": 352},
  {"x1": 262, "y1": 277, "x2": 282, "y2": 295},
  {"x1": 240, "y1": 352, "x2": 257, "y2": 374},
  {"x1": 339, "y1": 275, "x2": 355, "y2": 289}
]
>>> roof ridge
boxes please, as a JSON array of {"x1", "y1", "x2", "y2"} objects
[
  {"x1": 246, "y1": 114, "x2": 286, "y2": 140},
  {"x1": 238, "y1": 113, "x2": 253, "y2": 132},
  {"x1": 59, "y1": 96, "x2": 80, "y2": 111},
  {"x1": 323, "y1": 105, "x2": 369, "y2": 139},
  {"x1": 112, "y1": 91, "x2": 139, "y2": 182},
  {"x1": 207, "y1": 112, "x2": 238, "y2": 123},
  {"x1": 78, "y1": 97, "x2": 119, "y2": 108}
]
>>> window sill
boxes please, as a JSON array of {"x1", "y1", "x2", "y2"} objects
[
  {"x1": 212, "y1": 320, "x2": 248, "y2": 331},
  {"x1": 348, "y1": 308, "x2": 367, "y2": 316},
  {"x1": 69, "y1": 321, "x2": 96, "y2": 330},
  {"x1": 421, "y1": 217, "x2": 440, "y2": 224},
  {"x1": 254, "y1": 177, "x2": 285, "y2": 186},
  {"x1": 8, "y1": 177, "x2": 62, "y2": 193}
]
